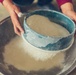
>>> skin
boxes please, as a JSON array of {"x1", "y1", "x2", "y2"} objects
[
  {"x1": 2, "y1": 0, "x2": 76, "y2": 36},
  {"x1": 61, "y1": 2, "x2": 76, "y2": 21},
  {"x1": 2, "y1": 0, "x2": 24, "y2": 36}
]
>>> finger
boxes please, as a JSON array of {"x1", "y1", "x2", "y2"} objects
[
  {"x1": 17, "y1": 12, "x2": 24, "y2": 17},
  {"x1": 14, "y1": 8, "x2": 24, "y2": 34},
  {"x1": 14, "y1": 25, "x2": 21, "y2": 36},
  {"x1": 14, "y1": 6, "x2": 24, "y2": 17},
  {"x1": 68, "y1": 12, "x2": 76, "y2": 22},
  {"x1": 11, "y1": 12, "x2": 24, "y2": 35},
  {"x1": 13, "y1": 20, "x2": 24, "y2": 36},
  {"x1": 16, "y1": 23, "x2": 24, "y2": 34},
  {"x1": 12, "y1": 17, "x2": 21, "y2": 36},
  {"x1": 72, "y1": 13, "x2": 76, "y2": 22}
]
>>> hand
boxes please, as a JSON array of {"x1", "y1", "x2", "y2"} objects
[
  {"x1": 2, "y1": 0, "x2": 24, "y2": 36},
  {"x1": 61, "y1": 2, "x2": 76, "y2": 22},
  {"x1": 62, "y1": 10, "x2": 76, "y2": 22}
]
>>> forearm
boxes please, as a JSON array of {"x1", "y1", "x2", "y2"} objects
[
  {"x1": 2, "y1": 0, "x2": 20, "y2": 17},
  {"x1": 2, "y1": 0, "x2": 13, "y2": 13}
]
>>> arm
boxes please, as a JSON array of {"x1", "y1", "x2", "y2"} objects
[
  {"x1": 57, "y1": 0, "x2": 76, "y2": 21},
  {"x1": 1, "y1": 0, "x2": 24, "y2": 36}
]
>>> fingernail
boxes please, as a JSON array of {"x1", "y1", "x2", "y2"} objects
[{"x1": 18, "y1": 12, "x2": 23, "y2": 17}]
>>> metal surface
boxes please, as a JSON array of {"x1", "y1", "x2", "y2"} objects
[
  {"x1": 0, "y1": 16, "x2": 76, "y2": 75},
  {"x1": 0, "y1": 4, "x2": 76, "y2": 75}
]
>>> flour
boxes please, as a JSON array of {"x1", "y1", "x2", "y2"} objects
[
  {"x1": 27, "y1": 15, "x2": 70, "y2": 37},
  {"x1": 3, "y1": 36, "x2": 65, "y2": 72}
]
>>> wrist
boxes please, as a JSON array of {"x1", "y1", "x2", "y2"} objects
[{"x1": 60, "y1": 2, "x2": 74, "y2": 14}]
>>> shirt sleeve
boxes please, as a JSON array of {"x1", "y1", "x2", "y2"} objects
[
  {"x1": 56, "y1": 0, "x2": 72, "y2": 7},
  {"x1": 0, "y1": 0, "x2": 3, "y2": 3}
]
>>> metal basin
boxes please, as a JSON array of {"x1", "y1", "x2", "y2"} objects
[{"x1": 0, "y1": 16, "x2": 76, "y2": 75}]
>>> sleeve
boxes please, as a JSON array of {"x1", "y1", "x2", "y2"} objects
[
  {"x1": 0, "y1": 0, "x2": 3, "y2": 3},
  {"x1": 56, "y1": 0, "x2": 72, "y2": 7}
]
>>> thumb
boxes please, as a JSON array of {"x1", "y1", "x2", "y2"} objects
[
  {"x1": 72, "y1": 13, "x2": 76, "y2": 22},
  {"x1": 14, "y1": 6, "x2": 23, "y2": 17},
  {"x1": 14, "y1": 6, "x2": 21, "y2": 16}
]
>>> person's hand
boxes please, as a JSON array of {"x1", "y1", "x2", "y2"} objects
[
  {"x1": 63, "y1": 10, "x2": 76, "y2": 22},
  {"x1": 61, "y1": 2, "x2": 76, "y2": 22},
  {"x1": 2, "y1": 0, "x2": 24, "y2": 36}
]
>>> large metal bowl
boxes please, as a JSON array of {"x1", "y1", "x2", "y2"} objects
[{"x1": 0, "y1": 16, "x2": 76, "y2": 75}]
